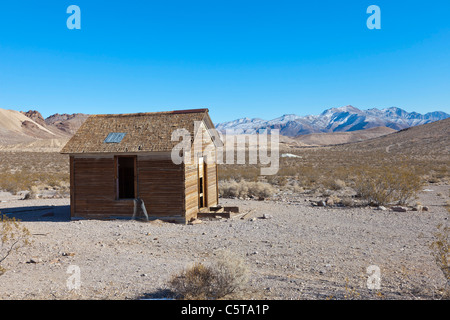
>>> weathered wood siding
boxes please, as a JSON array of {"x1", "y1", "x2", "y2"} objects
[
  {"x1": 184, "y1": 162, "x2": 199, "y2": 221},
  {"x1": 137, "y1": 156, "x2": 185, "y2": 223},
  {"x1": 184, "y1": 121, "x2": 218, "y2": 221},
  {"x1": 71, "y1": 156, "x2": 134, "y2": 218},
  {"x1": 71, "y1": 154, "x2": 186, "y2": 222}
]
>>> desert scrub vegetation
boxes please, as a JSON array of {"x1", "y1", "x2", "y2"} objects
[
  {"x1": 169, "y1": 250, "x2": 249, "y2": 300},
  {"x1": 219, "y1": 179, "x2": 276, "y2": 199},
  {"x1": 0, "y1": 214, "x2": 31, "y2": 275},
  {"x1": 352, "y1": 164, "x2": 423, "y2": 206},
  {"x1": 0, "y1": 170, "x2": 69, "y2": 195},
  {"x1": 0, "y1": 152, "x2": 69, "y2": 197},
  {"x1": 430, "y1": 203, "x2": 450, "y2": 298},
  {"x1": 218, "y1": 146, "x2": 447, "y2": 205}
]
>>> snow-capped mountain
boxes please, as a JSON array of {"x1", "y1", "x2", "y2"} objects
[{"x1": 215, "y1": 106, "x2": 449, "y2": 137}]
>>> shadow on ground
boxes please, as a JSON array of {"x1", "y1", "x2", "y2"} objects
[
  {"x1": 0, "y1": 205, "x2": 71, "y2": 222},
  {"x1": 137, "y1": 288, "x2": 176, "y2": 300}
]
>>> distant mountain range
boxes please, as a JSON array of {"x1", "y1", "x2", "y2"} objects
[
  {"x1": 0, "y1": 105, "x2": 448, "y2": 151},
  {"x1": 215, "y1": 106, "x2": 450, "y2": 137}
]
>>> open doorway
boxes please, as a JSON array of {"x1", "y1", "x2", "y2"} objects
[
  {"x1": 198, "y1": 157, "x2": 207, "y2": 208},
  {"x1": 116, "y1": 156, "x2": 136, "y2": 199}
]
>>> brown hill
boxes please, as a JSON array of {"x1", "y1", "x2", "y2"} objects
[
  {"x1": 0, "y1": 108, "x2": 88, "y2": 151},
  {"x1": 332, "y1": 117, "x2": 450, "y2": 158},
  {"x1": 45, "y1": 113, "x2": 90, "y2": 135},
  {"x1": 292, "y1": 126, "x2": 396, "y2": 146}
]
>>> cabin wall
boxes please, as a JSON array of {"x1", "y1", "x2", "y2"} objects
[
  {"x1": 71, "y1": 155, "x2": 133, "y2": 218},
  {"x1": 184, "y1": 121, "x2": 219, "y2": 221},
  {"x1": 137, "y1": 156, "x2": 185, "y2": 223},
  {"x1": 71, "y1": 154, "x2": 186, "y2": 222}
]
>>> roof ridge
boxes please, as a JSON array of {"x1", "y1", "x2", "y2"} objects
[{"x1": 92, "y1": 108, "x2": 209, "y2": 118}]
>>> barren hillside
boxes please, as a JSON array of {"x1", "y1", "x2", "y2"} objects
[
  {"x1": 292, "y1": 126, "x2": 396, "y2": 146},
  {"x1": 331, "y1": 117, "x2": 450, "y2": 158},
  {"x1": 0, "y1": 108, "x2": 88, "y2": 152},
  {"x1": 0, "y1": 109, "x2": 56, "y2": 145}
]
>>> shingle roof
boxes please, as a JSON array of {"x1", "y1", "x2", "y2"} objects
[{"x1": 61, "y1": 109, "x2": 216, "y2": 154}]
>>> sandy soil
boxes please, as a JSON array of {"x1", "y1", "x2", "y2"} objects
[{"x1": 0, "y1": 185, "x2": 448, "y2": 300}]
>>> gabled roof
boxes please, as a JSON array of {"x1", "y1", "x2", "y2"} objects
[{"x1": 61, "y1": 109, "x2": 218, "y2": 154}]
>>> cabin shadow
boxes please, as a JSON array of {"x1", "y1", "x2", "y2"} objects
[{"x1": 0, "y1": 205, "x2": 71, "y2": 222}]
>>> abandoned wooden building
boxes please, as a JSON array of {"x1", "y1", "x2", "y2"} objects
[{"x1": 60, "y1": 108, "x2": 221, "y2": 223}]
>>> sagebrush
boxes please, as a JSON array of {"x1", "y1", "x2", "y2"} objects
[
  {"x1": 0, "y1": 214, "x2": 31, "y2": 275},
  {"x1": 219, "y1": 179, "x2": 276, "y2": 199},
  {"x1": 169, "y1": 250, "x2": 248, "y2": 299},
  {"x1": 353, "y1": 165, "x2": 423, "y2": 206}
]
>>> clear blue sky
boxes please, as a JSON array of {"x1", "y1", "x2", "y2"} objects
[{"x1": 0, "y1": 0, "x2": 449, "y2": 122}]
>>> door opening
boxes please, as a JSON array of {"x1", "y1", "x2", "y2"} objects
[
  {"x1": 117, "y1": 156, "x2": 136, "y2": 199},
  {"x1": 198, "y1": 157, "x2": 207, "y2": 208}
]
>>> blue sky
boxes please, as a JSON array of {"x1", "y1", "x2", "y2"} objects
[{"x1": 0, "y1": 1, "x2": 449, "y2": 122}]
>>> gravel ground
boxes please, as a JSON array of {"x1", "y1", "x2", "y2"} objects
[{"x1": 0, "y1": 185, "x2": 448, "y2": 300}]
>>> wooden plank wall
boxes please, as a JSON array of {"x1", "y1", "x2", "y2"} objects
[
  {"x1": 185, "y1": 162, "x2": 199, "y2": 221},
  {"x1": 72, "y1": 156, "x2": 134, "y2": 218},
  {"x1": 184, "y1": 121, "x2": 218, "y2": 221},
  {"x1": 137, "y1": 157, "x2": 185, "y2": 223},
  {"x1": 72, "y1": 155, "x2": 185, "y2": 222}
]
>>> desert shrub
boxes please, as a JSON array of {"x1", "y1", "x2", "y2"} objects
[
  {"x1": 22, "y1": 186, "x2": 39, "y2": 200},
  {"x1": 341, "y1": 196, "x2": 355, "y2": 207},
  {"x1": 218, "y1": 180, "x2": 240, "y2": 198},
  {"x1": 430, "y1": 224, "x2": 449, "y2": 287},
  {"x1": 169, "y1": 250, "x2": 248, "y2": 299},
  {"x1": 169, "y1": 262, "x2": 214, "y2": 299},
  {"x1": 284, "y1": 180, "x2": 304, "y2": 193},
  {"x1": 0, "y1": 214, "x2": 31, "y2": 275},
  {"x1": 329, "y1": 179, "x2": 346, "y2": 190},
  {"x1": 353, "y1": 165, "x2": 423, "y2": 206},
  {"x1": 218, "y1": 165, "x2": 260, "y2": 182},
  {"x1": 430, "y1": 204, "x2": 449, "y2": 297},
  {"x1": 219, "y1": 180, "x2": 276, "y2": 199},
  {"x1": 247, "y1": 181, "x2": 276, "y2": 198}
]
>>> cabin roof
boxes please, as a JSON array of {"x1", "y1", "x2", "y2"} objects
[{"x1": 61, "y1": 108, "x2": 218, "y2": 154}]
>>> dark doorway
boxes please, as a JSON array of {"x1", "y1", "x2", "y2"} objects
[
  {"x1": 198, "y1": 157, "x2": 207, "y2": 208},
  {"x1": 117, "y1": 156, "x2": 136, "y2": 199}
]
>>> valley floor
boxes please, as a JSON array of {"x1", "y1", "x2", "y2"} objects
[{"x1": 0, "y1": 185, "x2": 448, "y2": 300}]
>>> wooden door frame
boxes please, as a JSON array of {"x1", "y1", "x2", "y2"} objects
[
  {"x1": 197, "y1": 156, "x2": 207, "y2": 208},
  {"x1": 114, "y1": 155, "x2": 137, "y2": 200}
]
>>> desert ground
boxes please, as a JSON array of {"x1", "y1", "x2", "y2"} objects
[
  {"x1": 0, "y1": 183, "x2": 448, "y2": 300},
  {"x1": 0, "y1": 119, "x2": 448, "y2": 300}
]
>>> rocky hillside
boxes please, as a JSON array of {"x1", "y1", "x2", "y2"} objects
[
  {"x1": 0, "y1": 108, "x2": 88, "y2": 151},
  {"x1": 332, "y1": 117, "x2": 450, "y2": 158}
]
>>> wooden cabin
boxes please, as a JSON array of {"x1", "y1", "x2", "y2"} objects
[{"x1": 60, "y1": 109, "x2": 221, "y2": 223}]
